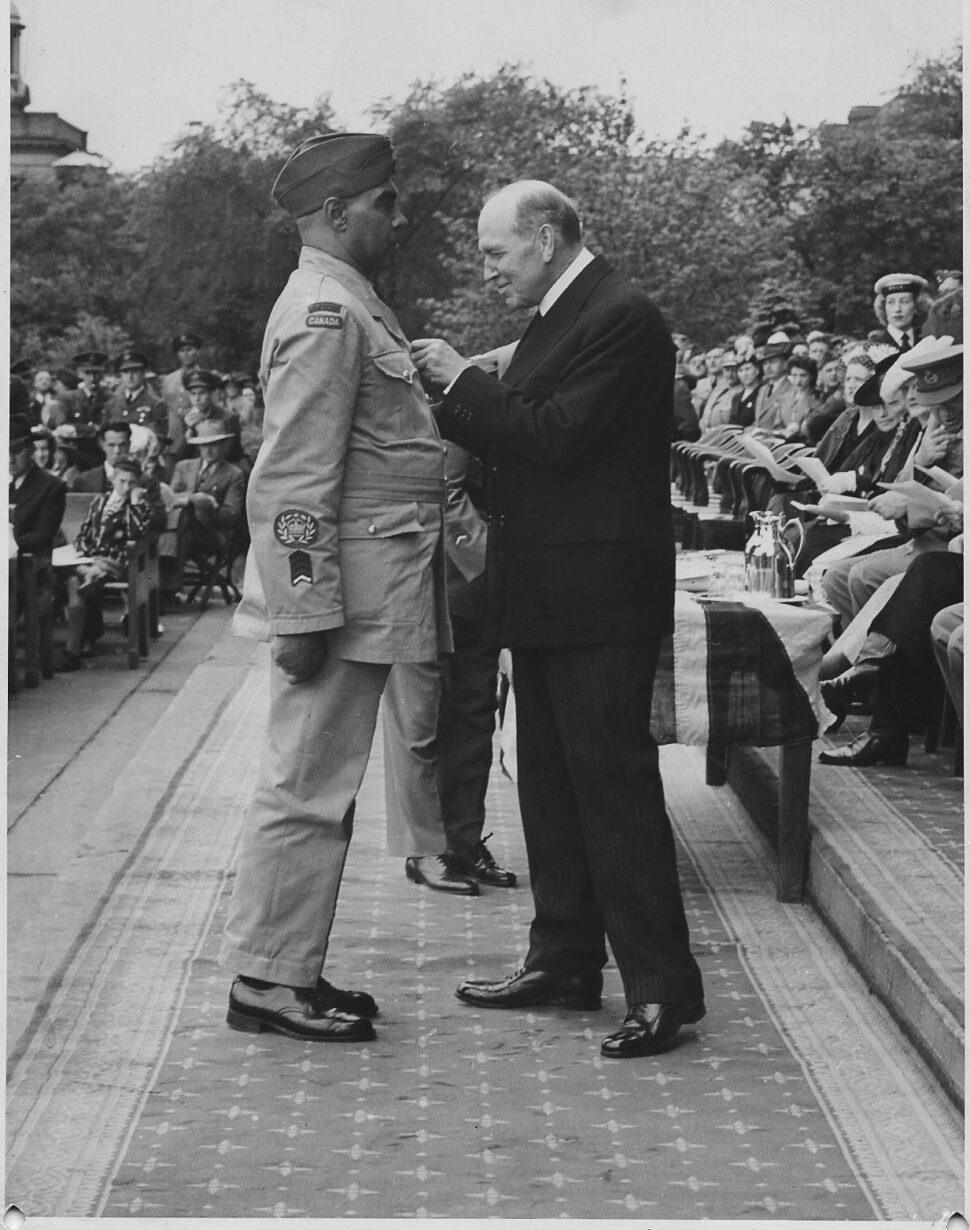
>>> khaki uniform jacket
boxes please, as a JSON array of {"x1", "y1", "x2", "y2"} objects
[{"x1": 234, "y1": 246, "x2": 450, "y2": 663}]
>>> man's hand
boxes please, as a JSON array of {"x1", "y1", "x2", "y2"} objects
[
  {"x1": 817, "y1": 471, "x2": 856, "y2": 495},
  {"x1": 914, "y1": 421, "x2": 951, "y2": 467},
  {"x1": 411, "y1": 338, "x2": 470, "y2": 388},
  {"x1": 273, "y1": 631, "x2": 329, "y2": 684},
  {"x1": 190, "y1": 492, "x2": 218, "y2": 512},
  {"x1": 934, "y1": 500, "x2": 964, "y2": 534},
  {"x1": 868, "y1": 491, "x2": 908, "y2": 520}
]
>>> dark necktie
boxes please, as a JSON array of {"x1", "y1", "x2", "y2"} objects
[{"x1": 898, "y1": 333, "x2": 912, "y2": 352}]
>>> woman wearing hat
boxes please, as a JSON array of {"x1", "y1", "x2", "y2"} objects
[
  {"x1": 51, "y1": 424, "x2": 81, "y2": 488},
  {"x1": 871, "y1": 273, "x2": 933, "y2": 351}
]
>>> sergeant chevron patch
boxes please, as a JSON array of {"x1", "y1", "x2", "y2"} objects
[{"x1": 288, "y1": 550, "x2": 313, "y2": 585}]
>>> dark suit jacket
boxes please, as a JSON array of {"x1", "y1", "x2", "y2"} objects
[
  {"x1": 10, "y1": 464, "x2": 66, "y2": 555},
  {"x1": 71, "y1": 464, "x2": 109, "y2": 493},
  {"x1": 170, "y1": 457, "x2": 246, "y2": 532},
  {"x1": 437, "y1": 254, "x2": 675, "y2": 647}
]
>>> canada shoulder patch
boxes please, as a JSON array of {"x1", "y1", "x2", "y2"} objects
[
  {"x1": 274, "y1": 508, "x2": 321, "y2": 547},
  {"x1": 306, "y1": 300, "x2": 346, "y2": 329}
]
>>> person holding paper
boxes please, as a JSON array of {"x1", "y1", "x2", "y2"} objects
[{"x1": 821, "y1": 340, "x2": 963, "y2": 630}]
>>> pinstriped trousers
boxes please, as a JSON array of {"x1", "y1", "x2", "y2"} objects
[{"x1": 512, "y1": 639, "x2": 703, "y2": 1006}]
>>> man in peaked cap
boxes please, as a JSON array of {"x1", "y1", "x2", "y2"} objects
[
  {"x1": 161, "y1": 332, "x2": 203, "y2": 451},
  {"x1": 103, "y1": 349, "x2": 168, "y2": 440},
  {"x1": 71, "y1": 350, "x2": 111, "y2": 426},
  {"x1": 219, "y1": 132, "x2": 452, "y2": 1043}
]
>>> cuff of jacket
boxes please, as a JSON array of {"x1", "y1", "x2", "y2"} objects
[{"x1": 271, "y1": 612, "x2": 345, "y2": 636}]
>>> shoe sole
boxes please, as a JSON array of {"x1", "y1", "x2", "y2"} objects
[
  {"x1": 455, "y1": 988, "x2": 602, "y2": 1011},
  {"x1": 226, "y1": 1005, "x2": 376, "y2": 1042}
]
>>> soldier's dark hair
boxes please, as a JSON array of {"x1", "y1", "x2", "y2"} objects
[{"x1": 101, "y1": 421, "x2": 133, "y2": 440}]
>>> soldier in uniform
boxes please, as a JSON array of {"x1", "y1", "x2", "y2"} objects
[
  {"x1": 219, "y1": 132, "x2": 451, "y2": 1043},
  {"x1": 104, "y1": 349, "x2": 169, "y2": 440},
  {"x1": 161, "y1": 332, "x2": 202, "y2": 452},
  {"x1": 71, "y1": 351, "x2": 111, "y2": 426}
]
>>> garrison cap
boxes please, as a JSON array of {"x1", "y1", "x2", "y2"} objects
[
  {"x1": 901, "y1": 339, "x2": 964, "y2": 406},
  {"x1": 114, "y1": 348, "x2": 150, "y2": 372},
  {"x1": 272, "y1": 132, "x2": 396, "y2": 218},
  {"x1": 873, "y1": 272, "x2": 929, "y2": 297}
]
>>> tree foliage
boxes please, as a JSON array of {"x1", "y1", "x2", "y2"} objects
[{"x1": 10, "y1": 48, "x2": 963, "y2": 366}]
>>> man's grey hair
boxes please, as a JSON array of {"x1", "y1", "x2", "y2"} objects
[{"x1": 511, "y1": 185, "x2": 582, "y2": 247}]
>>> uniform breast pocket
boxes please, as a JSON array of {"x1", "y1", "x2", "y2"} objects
[{"x1": 369, "y1": 350, "x2": 431, "y2": 437}]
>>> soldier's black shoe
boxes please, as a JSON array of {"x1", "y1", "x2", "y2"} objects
[
  {"x1": 226, "y1": 978, "x2": 375, "y2": 1041},
  {"x1": 405, "y1": 855, "x2": 479, "y2": 895},
  {"x1": 449, "y1": 834, "x2": 517, "y2": 888}
]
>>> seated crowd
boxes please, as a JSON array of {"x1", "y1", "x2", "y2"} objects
[
  {"x1": 10, "y1": 274, "x2": 964, "y2": 783},
  {"x1": 9, "y1": 331, "x2": 257, "y2": 675},
  {"x1": 671, "y1": 268, "x2": 963, "y2": 773}
]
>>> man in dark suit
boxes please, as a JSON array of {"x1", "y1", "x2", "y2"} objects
[
  {"x1": 413, "y1": 180, "x2": 704, "y2": 1059},
  {"x1": 71, "y1": 420, "x2": 132, "y2": 493}
]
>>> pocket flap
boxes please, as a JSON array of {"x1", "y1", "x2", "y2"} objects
[
  {"x1": 372, "y1": 350, "x2": 419, "y2": 385},
  {"x1": 339, "y1": 502, "x2": 428, "y2": 539}
]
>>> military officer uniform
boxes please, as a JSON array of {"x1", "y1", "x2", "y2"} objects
[
  {"x1": 220, "y1": 135, "x2": 450, "y2": 1005},
  {"x1": 103, "y1": 350, "x2": 169, "y2": 439}
]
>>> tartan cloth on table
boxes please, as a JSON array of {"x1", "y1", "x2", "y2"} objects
[
  {"x1": 651, "y1": 590, "x2": 835, "y2": 746},
  {"x1": 500, "y1": 591, "x2": 834, "y2": 781}
]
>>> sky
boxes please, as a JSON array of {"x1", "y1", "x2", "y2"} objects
[{"x1": 11, "y1": 0, "x2": 965, "y2": 172}]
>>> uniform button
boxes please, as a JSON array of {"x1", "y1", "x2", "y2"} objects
[{"x1": 368, "y1": 523, "x2": 377, "y2": 534}]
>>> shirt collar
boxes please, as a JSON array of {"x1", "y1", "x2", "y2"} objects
[
  {"x1": 887, "y1": 325, "x2": 912, "y2": 345},
  {"x1": 538, "y1": 248, "x2": 595, "y2": 316},
  {"x1": 299, "y1": 245, "x2": 380, "y2": 305}
]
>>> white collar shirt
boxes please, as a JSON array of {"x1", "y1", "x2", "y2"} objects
[{"x1": 538, "y1": 247, "x2": 595, "y2": 316}]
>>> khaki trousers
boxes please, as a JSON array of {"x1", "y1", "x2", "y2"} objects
[{"x1": 220, "y1": 654, "x2": 393, "y2": 987}]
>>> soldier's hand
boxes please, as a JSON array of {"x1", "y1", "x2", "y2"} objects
[
  {"x1": 273, "y1": 631, "x2": 328, "y2": 684},
  {"x1": 411, "y1": 338, "x2": 470, "y2": 387}
]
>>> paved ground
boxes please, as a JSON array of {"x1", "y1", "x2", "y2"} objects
[{"x1": 5, "y1": 603, "x2": 965, "y2": 1219}]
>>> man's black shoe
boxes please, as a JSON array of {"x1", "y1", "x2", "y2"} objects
[
  {"x1": 405, "y1": 855, "x2": 479, "y2": 895},
  {"x1": 450, "y1": 834, "x2": 517, "y2": 888},
  {"x1": 818, "y1": 731, "x2": 908, "y2": 767},
  {"x1": 226, "y1": 978, "x2": 376, "y2": 1041},
  {"x1": 455, "y1": 966, "x2": 602, "y2": 1010},
  {"x1": 600, "y1": 1000, "x2": 706, "y2": 1058},
  {"x1": 316, "y1": 976, "x2": 379, "y2": 1018}
]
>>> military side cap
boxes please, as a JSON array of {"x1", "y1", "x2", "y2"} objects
[
  {"x1": 873, "y1": 272, "x2": 929, "y2": 297},
  {"x1": 272, "y1": 132, "x2": 395, "y2": 217},
  {"x1": 171, "y1": 331, "x2": 202, "y2": 352},
  {"x1": 72, "y1": 350, "x2": 109, "y2": 369},
  {"x1": 182, "y1": 367, "x2": 220, "y2": 392},
  {"x1": 901, "y1": 340, "x2": 964, "y2": 405},
  {"x1": 115, "y1": 348, "x2": 150, "y2": 371}
]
